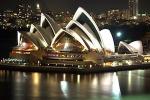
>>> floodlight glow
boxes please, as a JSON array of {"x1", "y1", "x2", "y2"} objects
[
  {"x1": 133, "y1": 16, "x2": 137, "y2": 20},
  {"x1": 116, "y1": 32, "x2": 122, "y2": 38},
  {"x1": 64, "y1": 42, "x2": 69, "y2": 50},
  {"x1": 51, "y1": 29, "x2": 89, "y2": 50},
  {"x1": 22, "y1": 42, "x2": 27, "y2": 47}
]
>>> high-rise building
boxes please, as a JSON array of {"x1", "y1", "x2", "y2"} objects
[
  {"x1": 36, "y1": 3, "x2": 41, "y2": 17},
  {"x1": 128, "y1": 0, "x2": 138, "y2": 17}
]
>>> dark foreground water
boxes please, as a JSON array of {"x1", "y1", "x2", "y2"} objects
[{"x1": 0, "y1": 70, "x2": 150, "y2": 100}]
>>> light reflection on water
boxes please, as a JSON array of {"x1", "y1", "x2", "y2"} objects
[{"x1": 0, "y1": 70, "x2": 150, "y2": 100}]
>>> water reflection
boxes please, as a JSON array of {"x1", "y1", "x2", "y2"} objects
[
  {"x1": 92, "y1": 75, "x2": 98, "y2": 88},
  {"x1": 128, "y1": 71, "x2": 132, "y2": 91},
  {"x1": 31, "y1": 73, "x2": 41, "y2": 97},
  {"x1": 118, "y1": 70, "x2": 147, "y2": 95},
  {"x1": 32, "y1": 73, "x2": 40, "y2": 85},
  {"x1": 112, "y1": 73, "x2": 121, "y2": 100},
  {"x1": 0, "y1": 70, "x2": 150, "y2": 100},
  {"x1": 60, "y1": 81, "x2": 68, "y2": 98}
]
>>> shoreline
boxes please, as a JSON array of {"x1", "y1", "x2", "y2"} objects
[{"x1": 0, "y1": 63, "x2": 150, "y2": 74}]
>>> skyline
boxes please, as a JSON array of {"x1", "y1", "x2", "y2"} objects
[{"x1": 0, "y1": 0, "x2": 150, "y2": 14}]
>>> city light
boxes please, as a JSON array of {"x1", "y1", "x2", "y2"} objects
[
  {"x1": 0, "y1": 0, "x2": 150, "y2": 100},
  {"x1": 36, "y1": 4, "x2": 40, "y2": 9},
  {"x1": 133, "y1": 16, "x2": 137, "y2": 20},
  {"x1": 64, "y1": 42, "x2": 69, "y2": 50},
  {"x1": 116, "y1": 32, "x2": 122, "y2": 38}
]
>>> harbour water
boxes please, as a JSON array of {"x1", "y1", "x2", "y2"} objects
[{"x1": 0, "y1": 69, "x2": 150, "y2": 100}]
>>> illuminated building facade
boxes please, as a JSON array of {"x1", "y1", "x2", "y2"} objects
[
  {"x1": 10, "y1": 7, "x2": 143, "y2": 65},
  {"x1": 118, "y1": 41, "x2": 143, "y2": 55}
]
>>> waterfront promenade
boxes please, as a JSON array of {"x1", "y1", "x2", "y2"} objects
[{"x1": 0, "y1": 63, "x2": 150, "y2": 74}]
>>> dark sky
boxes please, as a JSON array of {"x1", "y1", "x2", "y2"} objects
[{"x1": 0, "y1": 0, "x2": 150, "y2": 14}]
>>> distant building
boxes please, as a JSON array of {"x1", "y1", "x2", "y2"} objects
[
  {"x1": 141, "y1": 33, "x2": 150, "y2": 54},
  {"x1": 121, "y1": 9, "x2": 130, "y2": 20},
  {"x1": 36, "y1": 3, "x2": 41, "y2": 17},
  {"x1": 128, "y1": 0, "x2": 139, "y2": 17}
]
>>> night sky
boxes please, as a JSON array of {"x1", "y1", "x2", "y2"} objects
[{"x1": 0, "y1": 0, "x2": 150, "y2": 14}]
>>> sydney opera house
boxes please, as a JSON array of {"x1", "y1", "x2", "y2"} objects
[{"x1": 10, "y1": 7, "x2": 144, "y2": 66}]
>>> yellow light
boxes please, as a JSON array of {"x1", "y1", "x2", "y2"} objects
[
  {"x1": 32, "y1": 73, "x2": 40, "y2": 85},
  {"x1": 22, "y1": 42, "x2": 27, "y2": 47},
  {"x1": 92, "y1": 75, "x2": 98, "y2": 88},
  {"x1": 63, "y1": 73, "x2": 66, "y2": 81},
  {"x1": 64, "y1": 42, "x2": 69, "y2": 50},
  {"x1": 77, "y1": 75, "x2": 80, "y2": 84},
  {"x1": 133, "y1": 16, "x2": 137, "y2": 20}
]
